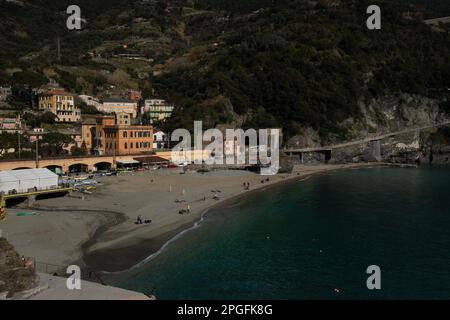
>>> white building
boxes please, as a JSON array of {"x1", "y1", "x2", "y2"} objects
[
  {"x1": 99, "y1": 98, "x2": 138, "y2": 118},
  {"x1": 141, "y1": 99, "x2": 174, "y2": 122},
  {"x1": 0, "y1": 168, "x2": 59, "y2": 194},
  {"x1": 0, "y1": 86, "x2": 11, "y2": 102},
  {"x1": 78, "y1": 95, "x2": 102, "y2": 109},
  {"x1": 153, "y1": 130, "x2": 168, "y2": 149}
]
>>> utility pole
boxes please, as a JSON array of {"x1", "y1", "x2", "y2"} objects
[
  {"x1": 57, "y1": 36, "x2": 61, "y2": 62},
  {"x1": 113, "y1": 131, "x2": 117, "y2": 169},
  {"x1": 35, "y1": 139, "x2": 39, "y2": 168},
  {"x1": 17, "y1": 131, "x2": 21, "y2": 159},
  {"x1": 17, "y1": 114, "x2": 22, "y2": 159}
]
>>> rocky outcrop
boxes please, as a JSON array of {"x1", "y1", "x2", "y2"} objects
[
  {"x1": 286, "y1": 93, "x2": 450, "y2": 165},
  {"x1": 360, "y1": 94, "x2": 442, "y2": 135},
  {"x1": 0, "y1": 238, "x2": 37, "y2": 299},
  {"x1": 328, "y1": 129, "x2": 450, "y2": 165},
  {"x1": 286, "y1": 127, "x2": 322, "y2": 149},
  {"x1": 419, "y1": 128, "x2": 450, "y2": 165}
]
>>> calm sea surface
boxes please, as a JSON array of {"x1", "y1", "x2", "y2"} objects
[{"x1": 115, "y1": 167, "x2": 450, "y2": 299}]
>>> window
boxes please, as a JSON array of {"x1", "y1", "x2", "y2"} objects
[
  {"x1": 123, "y1": 131, "x2": 127, "y2": 138},
  {"x1": 124, "y1": 143, "x2": 128, "y2": 149},
  {"x1": 130, "y1": 143, "x2": 133, "y2": 149}
]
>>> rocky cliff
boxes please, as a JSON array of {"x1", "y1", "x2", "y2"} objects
[{"x1": 286, "y1": 94, "x2": 450, "y2": 165}]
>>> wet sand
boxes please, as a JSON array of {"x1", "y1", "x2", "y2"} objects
[{"x1": 0, "y1": 163, "x2": 391, "y2": 274}]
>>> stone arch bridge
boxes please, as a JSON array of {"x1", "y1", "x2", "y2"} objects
[{"x1": 0, "y1": 152, "x2": 174, "y2": 172}]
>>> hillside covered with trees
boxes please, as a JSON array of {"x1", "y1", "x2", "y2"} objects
[{"x1": 0, "y1": 0, "x2": 449, "y2": 141}]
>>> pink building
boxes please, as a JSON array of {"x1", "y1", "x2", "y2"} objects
[
  {"x1": 26, "y1": 128, "x2": 46, "y2": 143},
  {"x1": 0, "y1": 117, "x2": 23, "y2": 134}
]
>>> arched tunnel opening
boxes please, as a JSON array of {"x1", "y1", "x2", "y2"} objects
[
  {"x1": 45, "y1": 165, "x2": 63, "y2": 175},
  {"x1": 94, "y1": 162, "x2": 112, "y2": 171},
  {"x1": 68, "y1": 164, "x2": 89, "y2": 173}
]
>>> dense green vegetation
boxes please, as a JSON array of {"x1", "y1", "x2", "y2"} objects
[
  {"x1": 22, "y1": 112, "x2": 57, "y2": 128},
  {"x1": 1, "y1": 0, "x2": 449, "y2": 141},
  {"x1": 0, "y1": 130, "x2": 75, "y2": 159},
  {"x1": 155, "y1": 0, "x2": 450, "y2": 138},
  {"x1": 402, "y1": 0, "x2": 450, "y2": 18}
]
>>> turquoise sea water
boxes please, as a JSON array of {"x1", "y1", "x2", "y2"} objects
[{"x1": 116, "y1": 167, "x2": 450, "y2": 299}]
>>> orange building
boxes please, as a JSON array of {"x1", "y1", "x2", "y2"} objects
[{"x1": 82, "y1": 115, "x2": 153, "y2": 156}]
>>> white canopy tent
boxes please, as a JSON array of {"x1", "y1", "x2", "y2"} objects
[
  {"x1": 33, "y1": 168, "x2": 59, "y2": 190},
  {"x1": 0, "y1": 169, "x2": 59, "y2": 194},
  {"x1": 8, "y1": 170, "x2": 38, "y2": 193},
  {"x1": 0, "y1": 171, "x2": 20, "y2": 194}
]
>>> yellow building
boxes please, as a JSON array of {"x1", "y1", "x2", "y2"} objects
[{"x1": 38, "y1": 89, "x2": 81, "y2": 123}]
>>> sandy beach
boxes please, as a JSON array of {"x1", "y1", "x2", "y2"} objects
[{"x1": 0, "y1": 163, "x2": 392, "y2": 275}]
